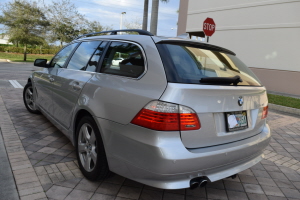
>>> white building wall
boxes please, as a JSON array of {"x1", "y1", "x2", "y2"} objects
[
  {"x1": 0, "y1": 39, "x2": 11, "y2": 44},
  {"x1": 186, "y1": 0, "x2": 300, "y2": 72},
  {"x1": 0, "y1": 35, "x2": 12, "y2": 45}
]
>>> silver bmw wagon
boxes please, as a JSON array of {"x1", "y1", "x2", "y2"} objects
[{"x1": 23, "y1": 29, "x2": 270, "y2": 189}]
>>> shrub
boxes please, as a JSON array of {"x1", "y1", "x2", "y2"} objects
[
  {"x1": 0, "y1": 44, "x2": 13, "y2": 47},
  {"x1": 0, "y1": 46, "x2": 58, "y2": 54}
]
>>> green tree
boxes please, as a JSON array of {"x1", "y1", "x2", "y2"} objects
[
  {"x1": 124, "y1": 17, "x2": 142, "y2": 29},
  {"x1": 45, "y1": 0, "x2": 86, "y2": 47},
  {"x1": 0, "y1": 0, "x2": 49, "y2": 61},
  {"x1": 45, "y1": 0, "x2": 108, "y2": 46},
  {"x1": 80, "y1": 20, "x2": 112, "y2": 35}
]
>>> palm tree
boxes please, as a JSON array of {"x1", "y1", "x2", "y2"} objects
[
  {"x1": 142, "y1": 0, "x2": 149, "y2": 30},
  {"x1": 149, "y1": 0, "x2": 169, "y2": 35}
]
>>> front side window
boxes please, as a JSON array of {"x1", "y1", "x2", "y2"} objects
[
  {"x1": 67, "y1": 41, "x2": 102, "y2": 71},
  {"x1": 158, "y1": 44, "x2": 261, "y2": 86},
  {"x1": 100, "y1": 42, "x2": 145, "y2": 78},
  {"x1": 50, "y1": 43, "x2": 78, "y2": 68}
]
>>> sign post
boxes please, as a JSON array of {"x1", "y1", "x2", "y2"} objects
[{"x1": 203, "y1": 18, "x2": 216, "y2": 43}]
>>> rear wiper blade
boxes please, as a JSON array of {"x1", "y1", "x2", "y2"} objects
[{"x1": 200, "y1": 75, "x2": 243, "y2": 86}]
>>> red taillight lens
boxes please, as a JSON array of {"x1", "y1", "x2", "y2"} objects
[
  {"x1": 180, "y1": 113, "x2": 201, "y2": 131},
  {"x1": 131, "y1": 101, "x2": 201, "y2": 131},
  {"x1": 261, "y1": 106, "x2": 268, "y2": 119},
  {"x1": 179, "y1": 105, "x2": 201, "y2": 131},
  {"x1": 131, "y1": 109, "x2": 179, "y2": 131}
]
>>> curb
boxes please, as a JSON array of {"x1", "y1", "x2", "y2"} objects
[
  {"x1": 0, "y1": 91, "x2": 47, "y2": 199},
  {"x1": 269, "y1": 103, "x2": 300, "y2": 116},
  {"x1": 0, "y1": 59, "x2": 10, "y2": 62},
  {"x1": 0, "y1": 59, "x2": 31, "y2": 64},
  {"x1": 0, "y1": 128, "x2": 19, "y2": 200}
]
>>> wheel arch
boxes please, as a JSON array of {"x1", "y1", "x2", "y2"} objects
[
  {"x1": 27, "y1": 74, "x2": 33, "y2": 83},
  {"x1": 72, "y1": 109, "x2": 94, "y2": 144},
  {"x1": 73, "y1": 108, "x2": 112, "y2": 180}
]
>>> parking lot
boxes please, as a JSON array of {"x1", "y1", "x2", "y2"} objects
[{"x1": 1, "y1": 61, "x2": 300, "y2": 200}]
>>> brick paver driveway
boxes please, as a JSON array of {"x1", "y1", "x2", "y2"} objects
[{"x1": 1, "y1": 62, "x2": 300, "y2": 200}]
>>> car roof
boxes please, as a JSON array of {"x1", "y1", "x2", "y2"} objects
[{"x1": 73, "y1": 34, "x2": 236, "y2": 56}]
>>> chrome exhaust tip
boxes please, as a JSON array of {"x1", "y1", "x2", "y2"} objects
[
  {"x1": 231, "y1": 174, "x2": 237, "y2": 179},
  {"x1": 190, "y1": 177, "x2": 208, "y2": 190},
  {"x1": 226, "y1": 174, "x2": 237, "y2": 179},
  {"x1": 199, "y1": 179, "x2": 208, "y2": 188},
  {"x1": 190, "y1": 180, "x2": 200, "y2": 190}
]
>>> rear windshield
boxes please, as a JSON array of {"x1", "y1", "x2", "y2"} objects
[{"x1": 157, "y1": 44, "x2": 261, "y2": 86}]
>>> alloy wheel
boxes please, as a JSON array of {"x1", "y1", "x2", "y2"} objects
[
  {"x1": 78, "y1": 123, "x2": 98, "y2": 172},
  {"x1": 24, "y1": 86, "x2": 35, "y2": 111}
]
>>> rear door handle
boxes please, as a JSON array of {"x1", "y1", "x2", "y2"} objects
[{"x1": 72, "y1": 82, "x2": 82, "y2": 91}]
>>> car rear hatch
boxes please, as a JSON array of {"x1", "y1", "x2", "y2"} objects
[{"x1": 156, "y1": 40, "x2": 268, "y2": 148}]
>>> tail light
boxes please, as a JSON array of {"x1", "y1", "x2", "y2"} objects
[
  {"x1": 261, "y1": 106, "x2": 268, "y2": 119},
  {"x1": 131, "y1": 101, "x2": 201, "y2": 131}
]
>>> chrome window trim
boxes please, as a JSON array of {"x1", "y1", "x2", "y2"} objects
[
  {"x1": 58, "y1": 39, "x2": 148, "y2": 80},
  {"x1": 98, "y1": 39, "x2": 148, "y2": 80},
  {"x1": 49, "y1": 42, "x2": 80, "y2": 69},
  {"x1": 59, "y1": 68, "x2": 98, "y2": 74},
  {"x1": 66, "y1": 40, "x2": 103, "y2": 71},
  {"x1": 65, "y1": 40, "x2": 108, "y2": 72},
  {"x1": 72, "y1": 38, "x2": 110, "y2": 43}
]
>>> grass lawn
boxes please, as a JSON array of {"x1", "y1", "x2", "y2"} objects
[
  {"x1": 0, "y1": 52, "x2": 54, "y2": 62},
  {"x1": 268, "y1": 94, "x2": 300, "y2": 109}
]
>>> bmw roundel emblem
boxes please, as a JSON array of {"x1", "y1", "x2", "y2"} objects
[{"x1": 238, "y1": 96, "x2": 243, "y2": 106}]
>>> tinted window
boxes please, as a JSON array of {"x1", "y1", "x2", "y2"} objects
[
  {"x1": 158, "y1": 44, "x2": 261, "y2": 86},
  {"x1": 67, "y1": 41, "x2": 102, "y2": 71},
  {"x1": 50, "y1": 43, "x2": 78, "y2": 68},
  {"x1": 86, "y1": 41, "x2": 108, "y2": 72},
  {"x1": 100, "y1": 42, "x2": 145, "y2": 78}
]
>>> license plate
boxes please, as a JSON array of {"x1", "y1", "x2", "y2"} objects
[{"x1": 225, "y1": 111, "x2": 248, "y2": 132}]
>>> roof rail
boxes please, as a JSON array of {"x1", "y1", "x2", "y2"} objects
[{"x1": 76, "y1": 29, "x2": 154, "y2": 39}]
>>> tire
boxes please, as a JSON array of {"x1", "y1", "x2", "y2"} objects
[
  {"x1": 76, "y1": 116, "x2": 111, "y2": 180},
  {"x1": 23, "y1": 82, "x2": 40, "y2": 114}
]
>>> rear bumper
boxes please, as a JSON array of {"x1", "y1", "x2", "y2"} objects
[
  {"x1": 96, "y1": 117, "x2": 271, "y2": 189},
  {"x1": 116, "y1": 152, "x2": 263, "y2": 189}
]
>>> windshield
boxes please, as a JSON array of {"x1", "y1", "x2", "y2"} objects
[{"x1": 157, "y1": 44, "x2": 262, "y2": 86}]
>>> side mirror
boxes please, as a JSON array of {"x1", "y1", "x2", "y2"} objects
[{"x1": 34, "y1": 59, "x2": 48, "y2": 67}]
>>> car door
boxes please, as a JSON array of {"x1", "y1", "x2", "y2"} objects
[
  {"x1": 34, "y1": 43, "x2": 79, "y2": 115},
  {"x1": 51, "y1": 40, "x2": 108, "y2": 129}
]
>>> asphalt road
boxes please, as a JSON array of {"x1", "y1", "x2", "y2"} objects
[{"x1": 0, "y1": 61, "x2": 41, "y2": 88}]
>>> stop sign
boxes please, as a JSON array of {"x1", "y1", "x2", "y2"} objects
[{"x1": 203, "y1": 18, "x2": 216, "y2": 37}]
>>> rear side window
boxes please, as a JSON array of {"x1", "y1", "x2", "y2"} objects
[
  {"x1": 50, "y1": 43, "x2": 78, "y2": 68},
  {"x1": 100, "y1": 42, "x2": 145, "y2": 78},
  {"x1": 67, "y1": 41, "x2": 102, "y2": 71},
  {"x1": 157, "y1": 44, "x2": 261, "y2": 86}
]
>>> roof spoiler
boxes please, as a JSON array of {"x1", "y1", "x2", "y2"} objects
[{"x1": 156, "y1": 40, "x2": 236, "y2": 55}]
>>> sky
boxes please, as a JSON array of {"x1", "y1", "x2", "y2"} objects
[
  {"x1": 0, "y1": 0, "x2": 180, "y2": 37},
  {"x1": 74, "y1": 0, "x2": 180, "y2": 36}
]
